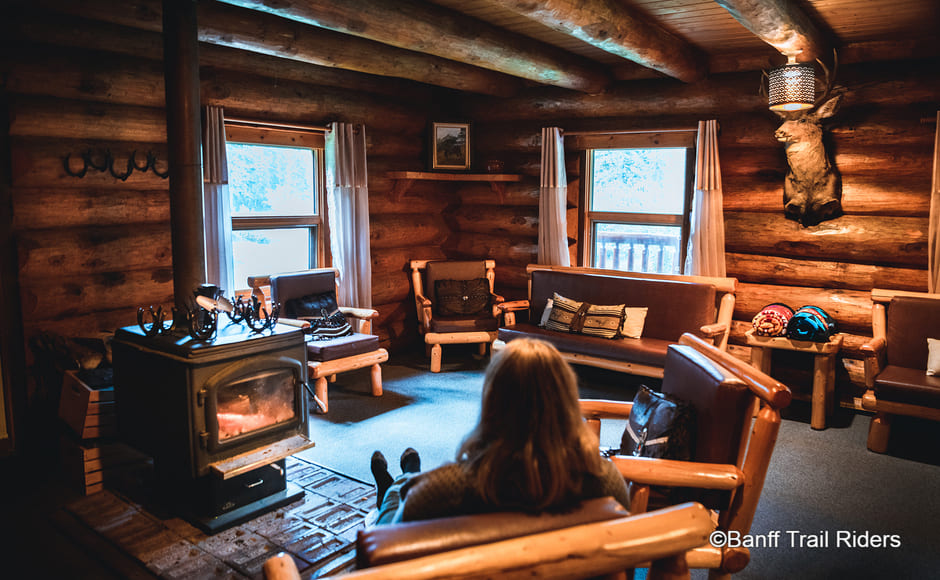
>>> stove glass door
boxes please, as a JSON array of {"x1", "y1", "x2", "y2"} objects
[{"x1": 216, "y1": 368, "x2": 297, "y2": 443}]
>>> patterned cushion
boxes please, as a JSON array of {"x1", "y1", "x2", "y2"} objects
[
  {"x1": 545, "y1": 293, "x2": 624, "y2": 339},
  {"x1": 435, "y1": 278, "x2": 491, "y2": 316},
  {"x1": 283, "y1": 291, "x2": 353, "y2": 341}
]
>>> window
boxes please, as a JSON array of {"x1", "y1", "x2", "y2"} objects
[
  {"x1": 225, "y1": 125, "x2": 326, "y2": 290},
  {"x1": 582, "y1": 139, "x2": 694, "y2": 275}
]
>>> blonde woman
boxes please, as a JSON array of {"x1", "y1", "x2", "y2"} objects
[{"x1": 370, "y1": 337, "x2": 629, "y2": 524}]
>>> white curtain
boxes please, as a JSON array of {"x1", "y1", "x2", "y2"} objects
[
  {"x1": 326, "y1": 122, "x2": 372, "y2": 307},
  {"x1": 539, "y1": 127, "x2": 571, "y2": 266},
  {"x1": 202, "y1": 105, "x2": 235, "y2": 293},
  {"x1": 684, "y1": 120, "x2": 726, "y2": 277},
  {"x1": 928, "y1": 111, "x2": 940, "y2": 293}
]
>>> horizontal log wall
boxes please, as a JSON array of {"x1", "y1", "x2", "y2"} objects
[
  {"x1": 463, "y1": 58, "x2": 940, "y2": 401},
  {"x1": 5, "y1": 2, "x2": 453, "y2": 370},
  {"x1": 6, "y1": 2, "x2": 940, "y2": 421}
]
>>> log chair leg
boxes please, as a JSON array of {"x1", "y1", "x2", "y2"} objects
[
  {"x1": 329, "y1": 374, "x2": 337, "y2": 383},
  {"x1": 648, "y1": 553, "x2": 690, "y2": 580},
  {"x1": 629, "y1": 484, "x2": 650, "y2": 514},
  {"x1": 371, "y1": 363, "x2": 383, "y2": 397},
  {"x1": 430, "y1": 344, "x2": 442, "y2": 373},
  {"x1": 314, "y1": 376, "x2": 329, "y2": 414},
  {"x1": 477, "y1": 342, "x2": 487, "y2": 356},
  {"x1": 867, "y1": 412, "x2": 892, "y2": 453}
]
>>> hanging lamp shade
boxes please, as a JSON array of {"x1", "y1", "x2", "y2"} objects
[{"x1": 768, "y1": 56, "x2": 815, "y2": 112}]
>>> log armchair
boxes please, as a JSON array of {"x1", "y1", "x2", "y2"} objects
[
  {"x1": 264, "y1": 499, "x2": 715, "y2": 580},
  {"x1": 860, "y1": 289, "x2": 940, "y2": 453},
  {"x1": 251, "y1": 268, "x2": 388, "y2": 414},
  {"x1": 580, "y1": 333, "x2": 792, "y2": 579},
  {"x1": 409, "y1": 259, "x2": 504, "y2": 372}
]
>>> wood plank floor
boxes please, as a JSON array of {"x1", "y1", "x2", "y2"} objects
[{"x1": 52, "y1": 455, "x2": 374, "y2": 579}]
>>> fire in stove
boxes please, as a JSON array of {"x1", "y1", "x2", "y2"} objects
[{"x1": 216, "y1": 369, "x2": 296, "y2": 440}]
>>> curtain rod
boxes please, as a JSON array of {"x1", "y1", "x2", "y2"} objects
[
  {"x1": 563, "y1": 127, "x2": 699, "y2": 137},
  {"x1": 224, "y1": 117, "x2": 329, "y2": 133}
]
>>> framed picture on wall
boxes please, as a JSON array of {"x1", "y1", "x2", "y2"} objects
[{"x1": 430, "y1": 122, "x2": 471, "y2": 171}]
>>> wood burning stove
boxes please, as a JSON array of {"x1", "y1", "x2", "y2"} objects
[{"x1": 112, "y1": 321, "x2": 314, "y2": 532}]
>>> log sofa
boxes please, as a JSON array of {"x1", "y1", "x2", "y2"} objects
[{"x1": 494, "y1": 265, "x2": 737, "y2": 379}]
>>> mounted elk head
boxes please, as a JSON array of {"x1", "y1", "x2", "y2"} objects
[{"x1": 771, "y1": 55, "x2": 843, "y2": 227}]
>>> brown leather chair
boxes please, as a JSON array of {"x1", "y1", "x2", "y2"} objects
[
  {"x1": 581, "y1": 333, "x2": 792, "y2": 580},
  {"x1": 252, "y1": 268, "x2": 388, "y2": 413},
  {"x1": 861, "y1": 289, "x2": 940, "y2": 453},
  {"x1": 409, "y1": 259, "x2": 504, "y2": 372},
  {"x1": 264, "y1": 498, "x2": 715, "y2": 580}
]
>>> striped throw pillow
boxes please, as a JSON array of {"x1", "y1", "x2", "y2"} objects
[{"x1": 545, "y1": 293, "x2": 625, "y2": 339}]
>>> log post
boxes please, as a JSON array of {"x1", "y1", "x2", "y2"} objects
[{"x1": 163, "y1": 0, "x2": 205, "y2": 311}]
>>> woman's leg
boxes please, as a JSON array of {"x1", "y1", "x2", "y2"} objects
[{"x1": 374, "y1": 471, "x2": 415, "y2": 525}]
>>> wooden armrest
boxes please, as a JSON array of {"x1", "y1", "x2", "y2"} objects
[
  {"x1": 860, "y1": 337, "x2": 886, "y2": 356},
  {"x1": 293, "y1": 502, "x2": 714, "y2": 580},
  {"x1": 278, "y1": 317, "x2": 310, "y2": 329},
  {"x1": 699, "y1": 322, "x2": 727, "y2": 337},
  {"x1": 579, "y1": 399, "x2": 633, "y2": 419},
  {"x1": 492, "y1": 293, "x2": 505, "y2": 304},
  {"x1": 497, "y1": 300, "x2": 530, "y2": 312},
  {"x1": 339, "y1": 306, "x2": 379, "y2": 320},
  {"x1": 415, "y1": 293, "x2": 432, "y2": 308},
  {"x1": 611, "y1": 455, "x2": 745, "y2": 491},
  {"x1": 860, "y1": 337, "x2": 886, "y2": 388}
]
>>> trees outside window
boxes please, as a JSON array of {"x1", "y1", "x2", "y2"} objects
[
  {"x1": 224, "y1": 129, "x2": 325, "y2": 290},
  {"x1": 583, "y1": 147, "x2": 693, "y2": 274}
]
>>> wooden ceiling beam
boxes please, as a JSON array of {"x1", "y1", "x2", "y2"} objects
[
  {"x1": 498, "y1": 0, "x2": 709, "y2": 83},
  {"x1": 28, "y1": 0, "x2": 522, "y2": 97},
  {"x1": 216, "y1": 0, "x2": 611, "y2": 93},
  {"x1": 198, "y1": 2, "x2": 523, "y2": 97},
  {"x1": 712, "y1": 0, "x2": 831, "y2": 62}
]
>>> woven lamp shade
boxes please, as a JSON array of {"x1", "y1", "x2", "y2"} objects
[{"x1": 768, "y1": 62, "x2": 815, "y2": 111}]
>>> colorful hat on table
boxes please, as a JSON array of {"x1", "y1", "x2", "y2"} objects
[
  {"x1": 751, "y1": 303, "x2": 794, "y2": 337},
  {"x1": 786, "y1": 305, "x2": 837, "y2": 342}
]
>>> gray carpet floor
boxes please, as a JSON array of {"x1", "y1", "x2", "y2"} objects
[{"x1": 295, "y1": 345, "x2": 940, "y2": 579}]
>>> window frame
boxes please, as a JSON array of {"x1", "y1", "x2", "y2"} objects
[
  {"x1": 224, "y1": 124, "x2": 328, "y2": 290},
  {"x1": 576, "y1": 131, "x2": 696, "y2": 274}
]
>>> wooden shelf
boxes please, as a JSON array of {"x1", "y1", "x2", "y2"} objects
[{"x1": 386, "y1": 171, "x2": 523, "y2": 203}]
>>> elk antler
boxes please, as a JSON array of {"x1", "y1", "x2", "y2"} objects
[{"x1": 813, "y1": 49, "x2": 838, "y2": 109}]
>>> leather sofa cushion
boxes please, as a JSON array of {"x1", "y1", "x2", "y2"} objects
[
  {"x1": 885, "y1": 296, "x2": 940, "y2": 369},
  {"x1": 270, "y1": 270, "x2": 336, "y2": 306},
  {"x1": 306, "y1": 332, "x2": 379, "y2": 362},
  {"x1": 660, "y1": 345, "x2": 751, "y2": 510},
  {"x1": 356, "y1": 496, "x2": 627, "y2": 569},
  {"x1": 499, "y1": 324, "x2": 673, "y2": 368},
  {"x1": 874, "y1": 365, "x2": 940, "y2": 407},
  {"x1": 429, "y1": 315, "x2": 499, "y2": 333},
  {"x1": 661, "y1": 345, "x2": 751, "y2": 467},
  {"x1": 528, "y1": 270, "x2": 716, "y2": 342}
]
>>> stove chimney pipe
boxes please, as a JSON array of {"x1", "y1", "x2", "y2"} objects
[{"x1": 162, "y1": 0, "x2": 206, "y2": 313}]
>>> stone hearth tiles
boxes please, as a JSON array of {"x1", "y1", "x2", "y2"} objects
[{"x1": 60, "y1": 455, "x2": 373, "y2": 578}]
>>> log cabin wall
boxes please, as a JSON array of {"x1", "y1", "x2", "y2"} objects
[
  {"x1": 3, "y1": 0, "x2": 458, "y2": 440},
  {"x1": 460, "y1": 57, "x2": 940, "y2": 403},
  {"x1": 3, "y1": 1, "x2": 939, "y2": 448}
]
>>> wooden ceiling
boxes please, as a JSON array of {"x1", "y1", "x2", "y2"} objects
[
  {"x1": 211, "y1": 0, "x2": 938, "y2": 95},
  {"x1": 28, "y1": 0, "x2": 940, "y2": 97}
]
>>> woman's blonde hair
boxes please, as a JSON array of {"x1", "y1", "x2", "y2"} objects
[{"x1": 457, "y1": 338, "x2": 603, "y2": 511}]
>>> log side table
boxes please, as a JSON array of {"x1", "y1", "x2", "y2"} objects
[{"x1": 745, "y1": 329, "x2": 843, "y2": 429}]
